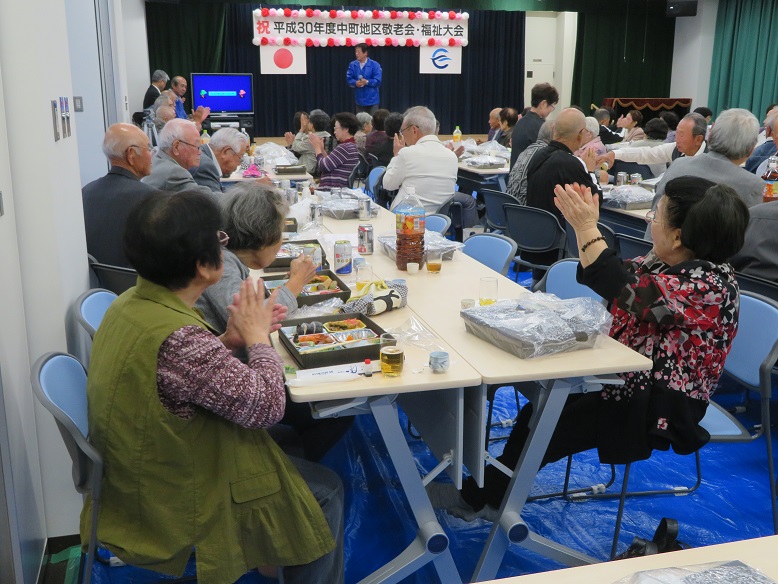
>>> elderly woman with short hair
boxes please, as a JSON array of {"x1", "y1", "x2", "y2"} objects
[
  {"x1": 355, "y1": 111, "x2": 373, "y2": 155},
  {"x1": 618, "y1": 109, "x2": 647, "y2": 142},
  {"x1": 309, "y1": 112, "x2": 360, "y2": 189}
]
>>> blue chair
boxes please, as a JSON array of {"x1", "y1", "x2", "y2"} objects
[
  {"x1": 736, "y1": 271, "x2": 778, "y2": 303},
  {"x1": 533, "y1": 259, "x2": 604, "y2": 304},
  {"x1": 31, "y1": 352, "x2": 101, "y2": 584},
  {"x1": 615, "y1": 233, "x2": 653, "y2": 261},
  {"x1": 366, "y1": 166, "x2": 386, "y2": 201},
  {"x1": 348, "y1": 152, "x2": 369, "y2": 189},
  {"x1": 480, "y1": 189, "x2": 515, "y2": 233},
  {"x1": 75, "y1": 288, "x2": 117, "y2": 338},
  {"x1": 87, "y1": 255, "x2": 137, "y2": 295},
  {"x1": 425, "y1": 213, "x2": 452, "y2": 235},
  {"x1": 462, "y1": 233, "x2": 518, "y2": 276},
  {"x1": 503, "y1": 203, "x2": 567, "y2": 277}
]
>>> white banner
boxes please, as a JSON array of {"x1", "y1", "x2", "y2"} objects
[
  {"x1": 419, "y1": 46, "x2": 462, "y2": 74},
  {"x1": 260, "y1": 45, "x2": 307, "y2": 75},
  {"x1": 252, "y1": 8, "x2": 469, "y2": 49}
]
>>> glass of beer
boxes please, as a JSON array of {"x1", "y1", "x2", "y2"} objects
[
  {"x1": 479, "y1": 277, "x2": 498, "y2": 306},
  {"x1": 426, "y1": 249, "x2": 442, "y2": 273},
  {"x1": 380, "y1": 333, "x2": 404, "y2": 377},
  {"x1": 355, "y1": 262, "x2": 374, "y2": 291}
]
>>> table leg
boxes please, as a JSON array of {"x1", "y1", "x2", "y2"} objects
[
  {"x1": 471, "y1": 380, "x2": 597, "y2": 582},
  {"x1": 358, "y1": 395, "x2": 463, "y2": 584}
]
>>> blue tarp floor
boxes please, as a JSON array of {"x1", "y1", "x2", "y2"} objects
[{"x1": 90, "y1": 375, "x2": 778, "y2": 583}]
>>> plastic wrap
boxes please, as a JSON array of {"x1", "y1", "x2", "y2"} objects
[
  {"x1": 378, "y1": 231, "x2": 464, "y2": 261},
  {"x1": 460, "y1": 293, "x2": 613, "y2": 359},
  {"x1": 257, "y1": 141, "x2": 299, "y2": 167},
  {"x1": 464, "y1": 154, "x2": 508, "y2": 169},
  {"x1": 386, "y1": 315, "x2": 446, "y2": 354},
  {"x1": 318, "y1": 198, "x2": 379, "y2": 220},
  {"x1": 611, "y1": 560, "x2": 775, "y2": 584},
  {"x1": 288, "y1": 297, "x2": 344, "y2": 319},
  {"x1": 603, "y1": 185, "x2": 656, "y2": 210}
]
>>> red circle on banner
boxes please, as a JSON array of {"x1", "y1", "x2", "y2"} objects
[
  {"x1": 366, "y1": 38, "x2": 372, "y2": 46},
  {"x1": 330, "y1": 9, "x2": 337, "y2": 18},
  {"x1": 449, "y1": 38, "x2": 456, "y2": 46},
  {"x1": 427, "y1": 38, "x2": 435, "y2": 46},
  {"x1": 405, "y1": 38, "x2": 413, "y2": 47},
  {"x1": 283, "y1": 37, "x2": 291, "y2": 45},
  {"x1": 351, "y1": 10, "x2": 358, "y2": 18},
  {"x1": 305, "y1": 8, "x2": 313, "y2": 17},
  {"x1": 372, "y1": 10, "x2": 379, "y2": 18},
  {"x1": 261, "y1": 7, "x2": 268, "y2": 16},
  {"x1": 408, "y1": 11, "x2": 416, "y2": 20},
  {"x1": 346, "y1": 38, "x2": 352, "y2": 46},
  {"x1": 428, "y1": 11, "x2": 436, "y2": 19},
  {"x1": 283, "y1": 8, "x2": 291, "y2": 17},
  {"x1": 327, "y1": 38, "x2": 334, "y2": 46},
  {"x1": 390, "y1": 11, "x2": 397, "y2": 19},
  {"x1": 274, "y1": 48, "x2": 294, "y2": 69},
  {"x1": 449, "y1": 11, "x2": 457, "y2": 19},
  {"x1": 260, "y1": 37, "x2": 268, "y2": 45},
  {"x1": 305, "y1": 38, "x2": 313, "y2": 47}
]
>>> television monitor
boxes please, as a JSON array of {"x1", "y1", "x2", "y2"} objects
[{"x1": 190, "y1": 73, "x2": 254, "y2": 116}]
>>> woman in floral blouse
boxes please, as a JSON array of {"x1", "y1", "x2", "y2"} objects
[{"x1": 458, "y1": 176, "x2": 749, "y2": 513}]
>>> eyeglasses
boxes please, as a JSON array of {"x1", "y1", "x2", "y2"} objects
[
  {"x1": 218, "y1": 230, "x2": 230, "y2": 246},
  {"x1": 399, "y1": 124, "x2": 417, "y2": 137},
  {"x1": 645, "y1": 210, "x2": 663, "y2": 225},
  {"x1": 177, "y1": 139, "x2": 202, "y2": 151}
]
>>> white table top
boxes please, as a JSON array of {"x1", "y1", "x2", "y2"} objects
[
  {"x1": 458, "y1": 161, "x2": 510, "y2": 175},
  {"x1": 479, "y1": 536, "x2": 778, "y2": 583},
  {"x1": 223, "y1": 165, "x2": 313, "y2": 183}
]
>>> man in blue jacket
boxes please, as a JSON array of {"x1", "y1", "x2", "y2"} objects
[{"x1": 347, "y1": 44, "x2": 381, "y2": 115}]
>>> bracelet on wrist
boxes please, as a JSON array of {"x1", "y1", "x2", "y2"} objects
[{"x1": 580, "y1": 236, "x2": 606, "y2": 253}]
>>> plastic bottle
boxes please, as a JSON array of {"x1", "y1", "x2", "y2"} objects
[
  {"x1": 200, "y1": 129, "x2": 210, "y2": 145},
  {"x1": 762, "y1": 156, "x2": 778, "y2": 203},
  {"x1": 452, "y1": 126, "x2": 462, "y2": 144},
  {"x1": 394, "y1": 187, "x2": 426, "y2": 270}
]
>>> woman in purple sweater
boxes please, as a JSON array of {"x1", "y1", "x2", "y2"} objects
[{"x1": 309, "y1": 112, "x2": 360, "y2": 190}]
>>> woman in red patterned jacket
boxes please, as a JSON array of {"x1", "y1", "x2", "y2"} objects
[{"x1": 457, "y1": 176, "x2": 750, "y2": 513}]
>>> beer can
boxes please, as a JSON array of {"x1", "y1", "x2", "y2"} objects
[
  {"x1": 358, "y1": 224, "x2": 374, "y2": 255},
  {"x1": 358, "y1": 198, "x2": 372, "y2": 220},
  {"x1": 630, "y1": 173, "x2": 642, "y2": 185},
  {"x1": 616, "y1": 172, "x2": 629, "y2": 186},
  {"x1": 310, "y1": 203, "x2": 322, "y2": 226},
  {"x1": 285, "y1": 188, "x2": 297, "y2": 206},
  {"x1": 334, "y1": 240, "x2": 352, "y2": 274}
]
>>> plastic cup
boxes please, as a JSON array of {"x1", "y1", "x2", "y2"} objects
[
  {"x1": 406, "y1": 262, "x2": 419, "y2": 274},
  {"x1": 479, "y1": 277, "x2": 498, "y2": 306},
  {"x1": 426, "y1": 250, "x2": 442, "y2": 273},
  {"x1": 380, "y1": 333, "x2": 404, "y2": 377},
  {"x1": 355, "y1": 262, "x2": 374, "y2": 291}
]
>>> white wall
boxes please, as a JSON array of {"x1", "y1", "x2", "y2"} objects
[
  {"x1": 555, "y1": 12, "x2": 578, "y2": 111},
  {"x1": 524, "y1": 12, "x2": 577, "y2": 114},
  {"x1": 123, "y1": 0, "x2": 152, "y2": 116},
  {"x1": 670, "y1": 0, "x2": 718, "y2": 110},
  {"x1": 0, "y1": 0, "x2": 91, "y2": 550}
]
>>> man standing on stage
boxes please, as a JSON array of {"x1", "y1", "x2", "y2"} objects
[{"x1": 347, "y1": 43, "x2": 382, "y2": 115}]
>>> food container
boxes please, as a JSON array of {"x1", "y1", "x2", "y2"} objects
[
  {"x1": 279, "y1": 312, "x2": 386, "y2": 368},
  {"x1": 266, "y1": 240, "x2": 329, "y2": 270},
  {"x1": 264, "y1": 270, "x2": 351, "y2": 306}
]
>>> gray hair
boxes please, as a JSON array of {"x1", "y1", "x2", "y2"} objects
[
  {"x1": 766, "y1": 112, "x2": 778, "y2": 132},
  {"x1": 707, "y1": 108, "x2": 759, "y2": 160},
  {"x1": 220, "y1": 183, "x2": 288, "y2": 252},
  {"x1": 151, "y1": 69, "x2": 169, "y2": 84},
  {"x1": 537, "y1": 121, "x2": 554, "y2": 143},
  {"x1": 152, "y1": 94, "x2": 172, "y2": 111},
  {"x1": 356, "y1": 111, "x2": 373, "y2": 131},
  {"x1": 682, "y1": 112, "x2": 708, "y2": 138},
  {"x1": 157, "y1": 118, "x2": 196, "y2": 152},
  {"x1": 593, "y1": 108, "x2": 610, "y2": 124},
  {"x1": 309, "y1": 109, "x2": 330, "y2": 132},
  {"x1": 102, "y1": 128, "x2": 131, "y2": 160},
  {"x1": 584, "y1": 116, "x2": 600, "y2": 136},
  {"x1": 209, "y1": 127, "x2": 249, "y2": 153},
  {"x1": 402, "y1": 106, "x2": 437, "y2": 136}
]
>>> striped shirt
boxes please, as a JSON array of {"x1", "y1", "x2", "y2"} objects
[{"x1": 317, "y1": 138, "x2": 359, "y2": 189}]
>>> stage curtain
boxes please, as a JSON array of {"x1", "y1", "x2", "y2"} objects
[
  {"x1": 220, "y1": 7, "x2": 524, "y2": 136},
  {"x1": 570, "y1": 1, "x2": 675, "y2": 113},
  {"x1": 709, "y1": 0, "x2": 778, "y2": 119}
]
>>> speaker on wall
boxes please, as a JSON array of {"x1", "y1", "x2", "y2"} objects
[{"x1": 666, "y1": 0, "x2": 698, "y2": 17}]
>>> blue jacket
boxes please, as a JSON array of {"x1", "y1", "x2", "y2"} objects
[{"x1": 346, "y1": 58, "x2": 382, "y2": 106}]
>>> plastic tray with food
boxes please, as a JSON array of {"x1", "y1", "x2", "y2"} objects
[
  {"x1": 279, "y1": 312, "x2": 386, "y2": 368},
  {"x1": 264, "y1": 270, "x2": 351, "y2": 306},
  {"x1": 266, "y1": 240, "x2": 329, "y2": 270}
]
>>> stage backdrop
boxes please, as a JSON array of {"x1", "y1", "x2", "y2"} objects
[{"x1": 146, "y1": 4, "x2": 525, "y2": 136}]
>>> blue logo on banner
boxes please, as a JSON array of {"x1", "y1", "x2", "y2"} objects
[{"x1": 431, "y1": 48, "x2": 452, "y2": 70}]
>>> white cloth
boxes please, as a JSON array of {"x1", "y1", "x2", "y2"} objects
[
  {"x1": 614, "y1": 140, "x2": 706, "y2": 166},
  {"x1": 384, "y1": 135, "x2": 458, "y2": 214}
]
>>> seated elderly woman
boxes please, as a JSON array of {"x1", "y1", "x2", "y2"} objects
[
  {"x1": 197, "y1": 182, "x2": 352, "y2": 460},
  {"x1": 443, "y1": 176, "x2": 749, "y2": 516},
  {"x1": 86, "y1": 190, "x2": 343, "y2": 583},
  {"x1": 355, "y1": 111, "x2": 373, "y2": 155},
  {"x1": 497, "y1": 107, "x2": 519, "y2": 148},
  {"x1": 574, "y1": 116, "x2": 606, "y2": 159},
  {"x1": 309, "y1": 112, "x2": 360, "y2": 189},
  {"x1": 618, "y1": 109, "x2": 647, "y2": 143},
  {"x1": 284, "y1": 110, "x2": 310, "y2": 152}
]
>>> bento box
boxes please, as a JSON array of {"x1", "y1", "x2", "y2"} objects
[
  {"x1": 264, "y1": 270, "x2": 351, "y2": 306},
  {"x1": 278, "y1": 312, "x2": 386, "y2": 368},
  {"x1": 266, "y1": 240, "x2": 329, "y2": 270}
]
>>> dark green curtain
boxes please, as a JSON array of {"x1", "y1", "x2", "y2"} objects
[
  {"x1": 146, "y1": 3, "x2": 227, "y2": 107},
  {"x1": 571, "y1": 1, "x2": 675, "y2": 111},
  {"x1": 709, "y1": 0, "x2": 778, "y2": 118}
]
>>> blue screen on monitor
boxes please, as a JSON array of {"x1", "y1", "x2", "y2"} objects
[{"x1": 191, "y1": 73, "x2": 254, "y2": 115}]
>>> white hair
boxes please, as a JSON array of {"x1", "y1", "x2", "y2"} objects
[
  {"x1": 101, "y1": 123, "x2": 143, "y2": 161},
  {"x1": 403, "y1": 106, "x2": 437, "y2": 136},
  {"x1": 584, "y1": 116, "x2": 599, "y2": 136},
  {"x1": 158, "y1": 118, "x2": 196, "y2": 152},
  {"x1": 356, "y1": 111, "x2": 373, "y2": 130},
  {"x1": 210, "y1": 127, "x2": 249, "y2": 153},
  {"x1": 707, "y1": 108, "x2": 759, "y2": 160}
]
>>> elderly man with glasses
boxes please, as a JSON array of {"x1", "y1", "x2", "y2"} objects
[
  {"x1": 383, "y1": 106, "x2": 478, "y2": 227},
  {"x1": 82, "y1": 123, "x2": 160, "y2": 267},
  {"x1": 142, "y1": 118, "x2": 218, "y2": 200},
  {"x1": 191, "y1": 128, "x2": 250, "y2": 193}
]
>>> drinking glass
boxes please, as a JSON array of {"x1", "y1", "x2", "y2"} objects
[
  {"x1": 355, "y1": 262, "x2": 374, "y2": 291},
  {"x1": 379, "y1": 333, "x2": 404, "y2": 377},
  {"x1": 426, "y1": 249, "x2": 442, "y2": 273},
  {"x1": 479, "y1": 277, "x2": 498, "y2": 306}
]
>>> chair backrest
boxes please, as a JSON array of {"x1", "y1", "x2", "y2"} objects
[
  {"x1": 88, "y1": 255, "x2": 137, "y2": 295},
  {"x1": 481, "y1": 189, "x2": 515, "y2": 231},
  {"x1": 614, "y1": 233, "x2": 653, "y2": 261},
  {"x1": 30, "y1": 352, "x2": 102, "y2": 495},
  {"x1": 723, "y1": 291, "x2": 778, "y2": 394},
  {"x1": 533, "y1": 259, "x2": 604, "y2": 303},
  {"x1": 366, "y1": 165, "x2": 386, "y2": 199},
  {"x1": 503, "y1": 203, "x2": 567, "y2": 258},
  {"x1": 425, "y1": 213, "x2": 452, "y2": 235},
  {"x1": 348, "y1": 153, "x2": 369, "y2": 188},
  {"x1": 75, "y1": 288, "x2": 118, "y2": 339},
  {"x1": 735, "y1": 272, "x2": 778, "y2": 303},
  {"x1": 463, "y1": 233, "x2": 518, "y2": 276}
]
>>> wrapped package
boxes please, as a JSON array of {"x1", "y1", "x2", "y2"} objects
[
  {"x1": 378, "y1": 231, "x2": 464, "y2": 261},
  {"x1": 257, "y1": 141, "x2": 299, "y2": 167},
  {"x1": 603, "y1": 185, "x2": 655, "y2": 210},
  {"x1": 460, "y1": 294, "x2": 613, "y2": 359},
  {"x1": 465, "y1": 155, "x2": 508, "y2": 169}
]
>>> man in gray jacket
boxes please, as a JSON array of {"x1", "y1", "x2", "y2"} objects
[{"x1": 191, "y1": 128, "x2": 250, "y2": 192}]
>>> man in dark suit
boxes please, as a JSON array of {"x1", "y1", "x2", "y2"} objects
[
  {"x1": 191, "y1": 128, "x2": 250, "y2": 192},
  {"x1": 82, "y1": 124, "x2": 159, "y2": 267},
  {"x1": 142, "y1": 70, "x2": 169, "y2": 110}
]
